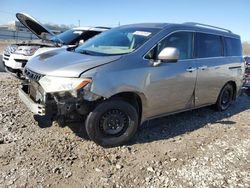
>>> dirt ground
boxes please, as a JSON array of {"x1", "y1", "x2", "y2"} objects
[{"x1": 0, "y1": 73, "x2": 250, "y2": 188}]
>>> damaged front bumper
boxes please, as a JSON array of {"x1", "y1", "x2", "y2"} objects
[
  {"x1": 19, "y1": 84, "x2": 45, "y2": 115},
  {"x1": 19, "y1": 82, "x2": 99, "y2": 120}
]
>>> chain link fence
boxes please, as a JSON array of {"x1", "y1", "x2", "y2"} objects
[{"x1": 0, "y1": 29, "x2": 37, "y2": 41}]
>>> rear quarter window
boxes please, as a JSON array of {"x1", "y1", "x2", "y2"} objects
[
  {"x1": 224, "y1": 37, "x2": 242, "y2": 56},
  {"x1": 196, "y1": 33, "x2": 223, "y2": 58}
]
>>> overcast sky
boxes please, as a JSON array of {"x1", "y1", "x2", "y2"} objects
[{"x1": 0, "y1": 0, "x2": 249, "y2": 41}]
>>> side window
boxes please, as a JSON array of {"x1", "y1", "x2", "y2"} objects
[
  {"x1": 224, "y1": 37, "x2": 242, "y2": 56},
  {"x1": 145, "y1": 32, "x2": 193, "y2": 60},
  {"x1": 196, "y1": 33, "x2": 222, "y2": 58},
  {"x1": 69, "y1": 31, "x2": 101, "y2": 45},
  {"x1": 79, "y1": 31, "x2": 101, "y2": 42}
]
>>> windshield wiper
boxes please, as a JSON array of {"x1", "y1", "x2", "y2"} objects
[
  {"x1": 78, "y1": 50, "x2": 95, "y2": 55},
  {"x1": 77, "y1": 49, "x2": 110, "y2": 56}
]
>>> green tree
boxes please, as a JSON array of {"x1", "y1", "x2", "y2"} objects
[{"x1": 242, "y1": 42, "x2": 250, "y2": 55}]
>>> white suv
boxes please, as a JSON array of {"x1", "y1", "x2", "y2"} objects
[{"x1": 2, "y1": 13, "x2": 109, "y2": 78}]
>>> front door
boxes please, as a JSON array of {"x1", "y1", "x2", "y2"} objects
[{"x1": 144, "y1": 31, "x2": 197, "y2": 118}]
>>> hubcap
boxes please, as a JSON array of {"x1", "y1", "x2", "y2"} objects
[
  {"x1": 99, "y1": 109, "x2": 129, "y2": 136},
  {"x1": 222, "y1": 90, "x2": 230, "y2": 104},
  {"x1": 221, "y1": 89, "x2": 232, "y2": 109}
]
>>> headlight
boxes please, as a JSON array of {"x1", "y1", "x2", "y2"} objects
[
  {"x1": 15, "y1": 46, "x2": 40, "y2": 56},
  {"x1": 39, "y1": 76, "x2": 92, "y2": 93}
]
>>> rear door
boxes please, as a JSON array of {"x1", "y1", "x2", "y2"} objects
[{"x1": 194, "y1": 33, "x2": 226, "y2": 106}]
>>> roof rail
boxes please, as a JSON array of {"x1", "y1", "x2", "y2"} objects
[{"x1": 183, "y1": 22, "x2": 232, "y2": 33}]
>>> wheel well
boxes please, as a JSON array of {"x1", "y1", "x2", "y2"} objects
[
  {"x1": 227, "y1": 81, "x2": 237, "y2": 100},
  {"x1": 110, "y1": 92, "x2": 142, "y2": 123}
]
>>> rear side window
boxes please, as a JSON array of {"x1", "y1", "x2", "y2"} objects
[
  {"x1": 196, "y1": 33, "x2": 223, "y2": 58},
  {"x1": 224, "y1": 37, "x2": 242, "y2": 56}
]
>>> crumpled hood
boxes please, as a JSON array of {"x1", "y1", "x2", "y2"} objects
[{"x1": 25, "y1": 50, "x2": 121, "y2": 77}]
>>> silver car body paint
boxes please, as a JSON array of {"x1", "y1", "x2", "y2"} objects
[{"x1": 26, "y1": 50, "x2": 121, "y2": 77}]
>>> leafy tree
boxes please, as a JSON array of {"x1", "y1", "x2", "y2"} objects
[{"x1": 242, "y1": 42, "x2": 250, "y2": 55}]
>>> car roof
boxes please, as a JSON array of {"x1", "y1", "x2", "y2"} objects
[
  {"x1": 120, "y1": 23, "x2": 170, "y2": 29},
  {"x1": 72, "y1": 26, "x2": 110, "y2": 32},
  {"x1": 120, "y1": 22, "x2": 240, "y2": 39}
]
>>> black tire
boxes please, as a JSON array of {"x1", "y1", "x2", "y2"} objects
[
  {"x1": 215, "y1": 83, "x2": 234, "y2": 111},
  {"x1": 85, "y1": 99, "x2": 139, "y2": 147},
  {"x1": 246, "y1": 89, "x2": 250, "y2": 96}
]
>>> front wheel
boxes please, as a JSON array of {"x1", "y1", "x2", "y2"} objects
[
  {"x1": 215, "y1": 83, "x2": 234, "y2": 111},
  {"x1": 85, "y1": 99, "x2": 139, "y2": 147}
]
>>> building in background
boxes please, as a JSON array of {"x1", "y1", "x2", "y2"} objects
[
  {"x1": 7, "y1": 21, "x2": 30, "y2": 32},
  {"x1": 0, "y1": 21, "x2": 70, "y2": 40}
]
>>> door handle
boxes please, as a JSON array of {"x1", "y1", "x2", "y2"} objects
[
  {"x1": 198, "y1": 66, "x2": 208, "y2": 70},
  {"x1": 186, "y1": 67, "x2": 196, "y2": 72}
]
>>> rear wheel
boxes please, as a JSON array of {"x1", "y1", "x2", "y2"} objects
[
  {"x1": 245, "y1": 89, "x2": 250, "y2": 96},
  {"x1": 85, "y1": 99, "x2": 139, "y2": 147},
  {"x1": 215, "y1": 83, "x2": 234, "y2": 111}
]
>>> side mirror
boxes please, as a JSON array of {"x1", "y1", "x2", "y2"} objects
[
  {"x1": 153, "y1": 47, "x2": 179, "y2": 66},
  {"x1": 158, "y1": 47, "x2": 179, "y2": 62}
]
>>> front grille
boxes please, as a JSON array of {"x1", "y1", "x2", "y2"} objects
[{"x1": 24, "y1": 68, "x2": 44, "y2": 81}]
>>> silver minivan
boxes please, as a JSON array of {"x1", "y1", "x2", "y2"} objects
[{"x1": 19, "y1": 22, "x2": 244, "y2": 147}]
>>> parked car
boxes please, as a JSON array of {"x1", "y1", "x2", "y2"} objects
[
  {"x1": 243, "y1": 56, "x2": 250, "y2": 95},
  {"x1": 2, "y1": 13, "x2": 109, "y2": 78},
  {"x1": 19, "y1": 22, "x2": 244, "y2": 147},
  {"x1": 244, "y1": 56, "x2": 250, "y2": 65}
]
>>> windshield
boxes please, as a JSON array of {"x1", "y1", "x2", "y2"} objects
[
  {"x1": 50, "y1": 29, "x2": 85, "y2": 45},
  {"x1": 75, "y1": 27, "x2": 160, "y2": 56}
]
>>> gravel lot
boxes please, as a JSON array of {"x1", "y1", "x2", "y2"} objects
[{"x1": 0, "y1": 73, "x2": 250, "y2": 188}]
